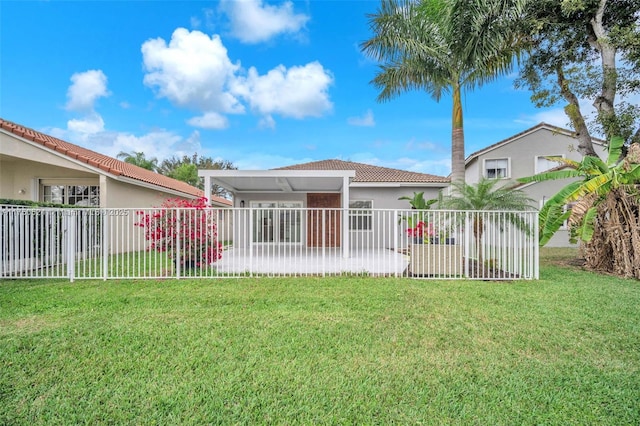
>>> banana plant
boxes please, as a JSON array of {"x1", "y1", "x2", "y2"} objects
[{"x1": 518, "y1": 136, "x2": 640, "y2": 246}]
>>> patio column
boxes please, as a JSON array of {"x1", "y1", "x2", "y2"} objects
[
  {"x1": 203, "y1": 175, "x2": 211, "y2": 205},
  {"x1": 342, "y1": 175, "x2": 350, "y2": 258}
]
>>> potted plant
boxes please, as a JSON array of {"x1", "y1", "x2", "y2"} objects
[{"x1": 398, "y1": 192, "x2": 438, "y2": 242}]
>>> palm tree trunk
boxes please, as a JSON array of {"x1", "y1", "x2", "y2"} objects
[{"x1": 451, "y1": 82, "x2": 466, "y2": 186}]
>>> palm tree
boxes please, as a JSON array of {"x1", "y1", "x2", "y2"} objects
[
  {"x1": 116, "y1": 151, "x2": 158, "y2": 171},
  {"x1": 361, "y1": 0, "x2": 528, "y2": 185},
  {"x1": 439, "y1": 178, "x2": 534, "y2": 264},
  {"x1": 519, "y1": 137, "x2": 640, "y2": 278}
]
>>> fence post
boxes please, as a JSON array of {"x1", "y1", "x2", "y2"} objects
[
  {"x1": 394, "y1": 210, "x2": 399, "y2": 278},
  {"x1": 66, "y1": 212, "x2": 76, "y2": 282},
  {"x1": 249, "y1": 207, "x2": 253, "y2": 277},
  {"x1": 175, "y1": 209, "x2": 181, "y2": 279},
  {"x1": 102, "y1": 211, "x2": 109, "y2": 280},
  {"x1": 464, "y1": 211, "x2": 470, "y2": 278},
  {"x1": 533, "y1": 211, "x2": 539, "y2": 280},
  {"x1": 322, "y1": 209, "x2": 326, "y2": 277}
]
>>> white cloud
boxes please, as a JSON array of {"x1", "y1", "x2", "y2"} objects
[
  {"x1": 187, "y1": 112, "x2": 229, "y2": 129},
  {"x1": 67, "y1": 113, "x2": 105, "y2": 134},
  {"x1": 142, "y1": 28, "x2": 333, "y2": 128},
  {"x1": 235, "y1": 62, "x2": 333, "y2": 118},
  {"x1": 65, "y1": 70, "x2": 109, "y2": 112},
  {"x1": 219, "y1": 0, "x2": 309, "y2": 43},
  {"x1": 347, "y1": 109, "x2": 375, "y2": 127},
  {"x1": 142, "y1": 28, "x2": 244, "y2": 114},
  {"x1": 517, "y1": 108, "x2": 572, "y2": 128},
  {"x1": 258, "y1": 115, "x2": 276, "y2": 129},
  {"x1": 49, "y1": 118, "x2": 201, "y2": 163}
]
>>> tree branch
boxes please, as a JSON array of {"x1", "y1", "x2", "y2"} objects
[{"x1": 556, "y1": 65, "x2": 597, "y2": 156}]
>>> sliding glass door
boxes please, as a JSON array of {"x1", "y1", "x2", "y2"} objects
[{"x1": 251, "y1": 202, "x2": 302, "y2": 244}]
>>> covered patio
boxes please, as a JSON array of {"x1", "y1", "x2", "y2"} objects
[{"x1": 200, "y1": 169, "x2": 356, "y2": 257}]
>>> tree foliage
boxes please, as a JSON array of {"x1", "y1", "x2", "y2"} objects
[
  {"x1": 438, "y1": 178, "x2": 535, "y2": 263},
  {"x1": 516, "y1": 0, "x2": 640, "y2": 154},
  {"x1": 158, "y1": 154, "x2": 236, "y2": 197},
  {"x1": 116, "y1": 151, "x2": 159, "y2": 171},
  {"x1": 361, "y1": 0, "x2": 528, "y2": 185},
  {"x1": 519, "y1": 138, "x2": 640, "y2": 278}
]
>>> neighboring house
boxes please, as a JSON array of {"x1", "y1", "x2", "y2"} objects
[
  {"x1": 465, "y1": 122, "x2": 607, "y2": 247},
  {"x1": 0, "y1": 118, "x2": 232, "y2": 208},
  {"x1": 199, "y1": 159, "x2": 450, "y2": 253}
]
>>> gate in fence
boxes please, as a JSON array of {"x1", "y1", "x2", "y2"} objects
[{"x1": 1, "y1": 206, "x2": 539, "y2": 281}]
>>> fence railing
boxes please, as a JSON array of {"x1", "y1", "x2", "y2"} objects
[{"x1": 1, "y1": 207, "x2": 539, "y2": 280}]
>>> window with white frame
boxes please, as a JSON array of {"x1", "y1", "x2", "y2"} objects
[
  {"x1": 42, "y1": 184, "x2": 100, "y2": 206},
  {"x1": 484, "y1": 158, "x2": 509, "y2": 179},
  {"x1": 349, "y1": 200, "x2": 373, "y2": 230},
  {"x1": 535, "y1": 155, "x2": 564, "y2": 174}
]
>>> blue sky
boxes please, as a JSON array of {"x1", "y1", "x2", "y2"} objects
[{"x1": 1, "y1": 0, "x2": 572, "y2": 176}]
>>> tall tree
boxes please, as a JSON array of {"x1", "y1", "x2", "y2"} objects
[
  {"x1": 116, "y1": 151, "x2": 158, "y2": 171},
  {"x1": 158, "y1": 153, "x2": 236, "y2": 197},
  {"x1": 516, "y1": 0, "x2": 640, "y2": 155},
  {"x1": 361, "y1": 0, "x2": 528, "y2": 185}
]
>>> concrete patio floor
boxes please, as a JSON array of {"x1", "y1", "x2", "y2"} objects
[{"x1": 215, "y1": 246, "x2": 410, "y2": 276}]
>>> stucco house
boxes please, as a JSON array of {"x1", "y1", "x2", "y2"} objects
[
  {"x1": 199, "y1": 160, "x2": 450, "y2": 253},
  {"x1": 0, "y1": 118, "x2": 231, "y2": 208},
  {"x1": 464, "y1": 122, "x2": 607, "y2": 247}
]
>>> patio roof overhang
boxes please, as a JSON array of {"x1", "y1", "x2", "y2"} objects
[
  {"x1": 199, "y1": 169, "x2": 356, "y2": 259},
  {"x1": 198, "y1": 170, "x2": 356, "y2": 194}
]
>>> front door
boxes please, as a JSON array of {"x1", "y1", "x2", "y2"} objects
[{"x1": 307, "y1": 193, "x2": 341, "y2": 247}]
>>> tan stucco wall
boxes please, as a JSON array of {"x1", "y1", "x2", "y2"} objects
[
  {"x1": 103, "y1": 177, "x2": 178, "y2": 208},
  {"x1": 1, "y1": 132, "x2": 196, "y2": 209},
  {"x1": 0, "y1": 156, "x2": 98, "y2": 202}
]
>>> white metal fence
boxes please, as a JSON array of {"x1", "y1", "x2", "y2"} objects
[{"x1": 1, "y1": 207, "x2": 539, "y2": 281}]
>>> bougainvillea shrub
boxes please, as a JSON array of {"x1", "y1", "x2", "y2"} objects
[{"x1": 136, "y1": 197, "x2": 222, "y2": 267}]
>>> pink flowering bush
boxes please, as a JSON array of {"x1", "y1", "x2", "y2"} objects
[{"x1": 136, "y1": 197, "x2": 222, "y2": 267}]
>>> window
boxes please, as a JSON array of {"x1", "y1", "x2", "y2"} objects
[
  {"x1": 484, "y1": 158, "x2": 508, "y2": 179},
  {"x1": 349, "y1": 200, "x2": 372, "y2": 231},
  {"x1": 42, "y1": 185, "x2": 100, "y2": 206},
  {"x1": 536, "y1": 155, "x2": 564, "y2": 174}
]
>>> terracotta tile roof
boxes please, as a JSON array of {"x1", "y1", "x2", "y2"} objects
[
  {"x1": 465, "y1": 122, "x2": 606, "y2": 164},
  {"x1": 0, "y1": 117, "x2": 213, "y2": 200},
  {"x1": 276, "y1": 159, "x2": 449, "y2": 183}
]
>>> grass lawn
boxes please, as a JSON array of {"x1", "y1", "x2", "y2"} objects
[{"x1": 1, "y1": 248, "x2": 639, "y2": 424}]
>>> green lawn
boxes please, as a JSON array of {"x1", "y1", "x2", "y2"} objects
[{"x1": 1, "y1": 248, "x2": 639, "y2": 424}]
